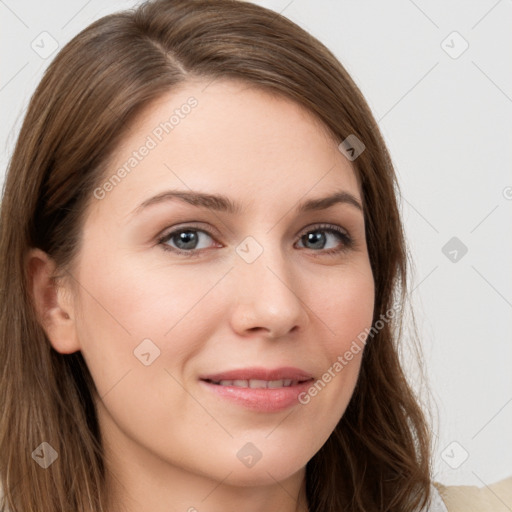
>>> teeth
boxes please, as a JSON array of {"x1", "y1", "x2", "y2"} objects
[
  {"x1": 213, "y1": 379, "x2": 299, "y2": 388},
  {"x1": 249, "y1": 379, "x2": 267, "y2": 388}
]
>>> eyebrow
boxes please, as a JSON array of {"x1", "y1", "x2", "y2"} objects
[{"x1": 129, "y1": 188, "x2": 364, "y2": 217}]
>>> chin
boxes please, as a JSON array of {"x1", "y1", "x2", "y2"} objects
[
  {"x1": 223, "y1": 442, "x2": 310, "y2": 486},
  {"x1": 224, "y1": 461, "x2": 306, "y2": 488}
]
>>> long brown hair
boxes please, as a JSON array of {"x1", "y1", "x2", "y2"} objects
[{"x1": 0, "y1": 0, "x2": 434, "y2": 510}]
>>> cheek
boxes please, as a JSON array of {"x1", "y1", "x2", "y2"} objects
[
  {"x1": 72, "y1": 252, "x2": 226, "y2": 390},
  {"x1": 296, "y1": 263, "x2": 374, "y2": 426},
  {"x1": 72, "y1": 255, "x2": 217, "y2": 453},
  {"x1": 315, "y1": 264, "x2": 375, "y2": 352}
]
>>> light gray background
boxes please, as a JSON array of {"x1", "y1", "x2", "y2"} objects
[{"x1": 1, "y1": 0, "x2": 511, "y2": 489}]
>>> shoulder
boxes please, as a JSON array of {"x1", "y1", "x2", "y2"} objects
[{"x1": 432, "y1": 476, "x2": 512, "y2": 512}]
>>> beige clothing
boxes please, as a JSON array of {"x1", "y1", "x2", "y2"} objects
[{"x1": 434, "y1": 476, "x2": 512, "y2": 512}]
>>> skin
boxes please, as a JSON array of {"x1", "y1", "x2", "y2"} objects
[{"x1": 28, "y1": 78, "x2": 375, "y2": 512}]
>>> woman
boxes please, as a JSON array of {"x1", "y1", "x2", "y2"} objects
[{"x1": 0, "y1": 1, "x2": 508, "y2": 511}]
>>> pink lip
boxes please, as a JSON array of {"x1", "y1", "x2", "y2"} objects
[{"x1": 199, "y1": 366, "x2": 314, "y2": 413}]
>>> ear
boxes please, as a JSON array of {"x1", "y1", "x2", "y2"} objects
[{"x1": 26, "y1": 247, "x2": 81, "y2": 354}]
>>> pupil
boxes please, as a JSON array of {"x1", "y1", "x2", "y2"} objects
[
  {"x1": 176, "y1": 231, "x2": 197, "y2": 249},
  {"x1": 305, "y1": 231, "x2": 325, "y2": 249}
]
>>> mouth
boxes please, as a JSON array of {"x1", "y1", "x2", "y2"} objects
[
  {"x1": 198, "y1": 367, "x2": 315, "y2": 412},
  {"x1": 199, "y1": 365, "x2": 313, "y2": 383},
  {"x1": 202, "y1": 378, "x2": 312, "y2": 388}
]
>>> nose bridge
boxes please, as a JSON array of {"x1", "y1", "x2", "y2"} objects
[
  {"x1": 230, "y1": 233, "x2": 308, "y2": 336},
  {"x1": 236, "y1": 233, "x2": 294, "y2": 294}
]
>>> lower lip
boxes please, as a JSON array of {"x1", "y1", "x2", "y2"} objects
[{"x1": 199, "y1": 379, "x2": 314, "y2": 412}]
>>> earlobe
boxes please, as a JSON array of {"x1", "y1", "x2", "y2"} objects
[{"x1": 26, "y1": 248, "x2": 81, "y2": 354}]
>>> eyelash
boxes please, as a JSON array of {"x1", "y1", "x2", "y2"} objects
[{"x1": 157, "y1": 222, "x2": 354, "y2": 258}]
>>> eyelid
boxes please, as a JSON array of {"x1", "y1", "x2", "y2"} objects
[
  {"x1": 298, "y1": 222, "x2": 349, "y2": 237},
  {"x1": 158, "y1": 221, "x2": 221, "y2": 240}
]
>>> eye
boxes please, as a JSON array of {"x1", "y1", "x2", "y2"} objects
[
  {"x1": 296, "y1": 223, "x2": 353, "y2": 255},
  {"x1": 157, "y1": 222, "x2": 354, "y2": 257},
  {"x1": 158, "y1": 225, "x2": 219, "y2": 257}
]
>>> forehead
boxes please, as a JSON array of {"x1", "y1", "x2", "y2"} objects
[{"x1": 87, "y1": 78, "x2": 362, "y2": 222}]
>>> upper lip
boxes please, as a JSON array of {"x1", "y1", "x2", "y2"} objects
[{"x1": 200, "y1": 366, "x2": 314, "y2": 382}]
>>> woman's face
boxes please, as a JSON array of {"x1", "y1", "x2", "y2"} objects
[{"x1": 49, "y1": 79, "x2": 374, "y2": 495}]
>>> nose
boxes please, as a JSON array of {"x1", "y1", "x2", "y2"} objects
[{"x1": 229, "y1": 244, "x2": 310, "y2": 339}]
